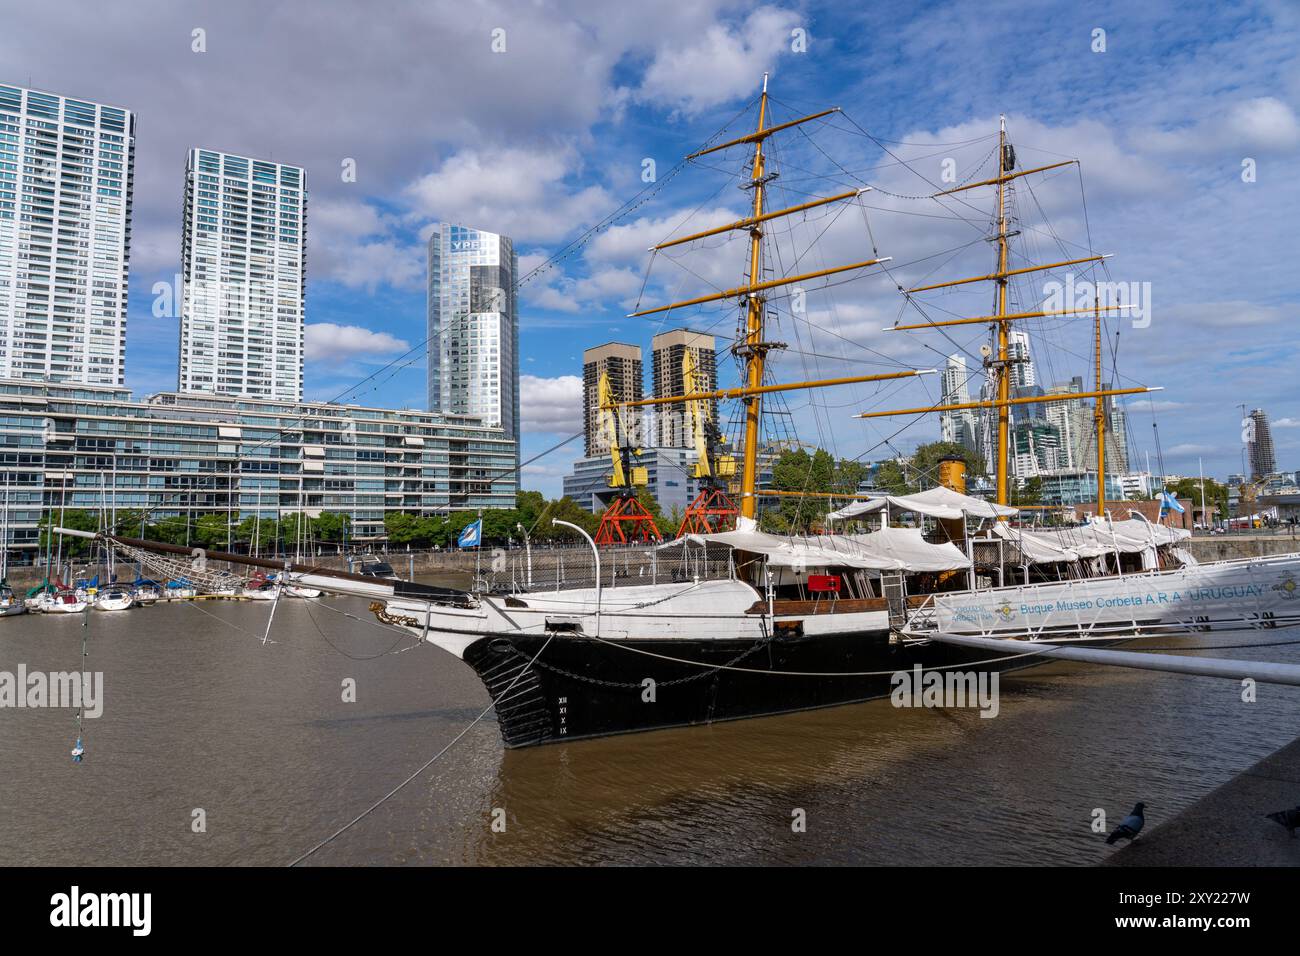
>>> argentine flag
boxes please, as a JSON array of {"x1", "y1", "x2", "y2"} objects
[
  {"x1": 1158, "y1": 491, "x2": 1185, "y2": 516},
  {"x1": 457, "y1": 519, "x2": 483, "y2": 548}
]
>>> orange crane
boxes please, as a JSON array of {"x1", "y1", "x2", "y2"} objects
[
  {"x1": 677, "y1": 349, "x2": 739, "y2": 536},
  {"x1": 593, "y1": 371, "x2": 662, "y2": 546}
]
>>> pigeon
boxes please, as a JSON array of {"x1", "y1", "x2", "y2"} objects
[
  {"x1": 1106, "y1": 802, "x2": 1145, "y2": 844},
  {"x1": 1265, "y1": 806, "x2": 1300, "y2": 837}
]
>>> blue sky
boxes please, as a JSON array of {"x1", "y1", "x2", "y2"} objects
[{"x1": 6, "y1": 0, "x2": 1299, "y2": 495}]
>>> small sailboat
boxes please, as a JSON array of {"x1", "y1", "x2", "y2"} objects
[
  {"x1": 164, "y1": 579, "x2": 196, "y2": 601},
  {"x1": 46, "y1": 589, "x2": 88, "y2": 614},
  {"x1": 0, "y1": 499, "x2": 21, "y2": 615},
  {"x1": 0, "y1": 582, "x2": 27, "y2": 617},
  {"x1": 242, "y1": 575, "x2": 282, "y2": 601},
  {"x1": 22, "y1": 580, "x2": 53, "y2": 612},
  {"x1": 132, "y1": 576, "x2": 161, "y2": 606},
  {"x1": 93, "y1": 585, "x2": 135, "y2": 611}
]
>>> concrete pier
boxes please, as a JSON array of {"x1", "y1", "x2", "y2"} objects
[{"x1": 1105, "y1": 737, "x2": 1300, "y2": 866}]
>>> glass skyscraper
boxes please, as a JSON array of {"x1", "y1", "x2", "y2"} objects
[
  {"x1": 0, "y1": 84, "x2": 134, "y2": 385},
  {"x1": 426, "y1": 223, "x2": 519, "y2": 447},
  {"x1": 178, "y1": 148, "x2": 306, "y2": 401}
]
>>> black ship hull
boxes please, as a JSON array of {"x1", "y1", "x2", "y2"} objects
[{"x1": 460, "y1": 628, "x2": 1051, "y2": 748}]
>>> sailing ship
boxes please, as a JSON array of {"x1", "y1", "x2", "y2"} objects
[{"x1": 58, "y1": 78, "x2": 1300, "y2": 748}]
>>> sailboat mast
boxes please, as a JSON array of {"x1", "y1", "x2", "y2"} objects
[
  {"x1": 994, "y1": 115, "x2": 1011, "y2": 507},
  {"x1": 738, "y1": 75, "x2": 770, "y2": 522},
  {"x1": 1094, "y1": 293, "x2": 1107, "y2": 515}
]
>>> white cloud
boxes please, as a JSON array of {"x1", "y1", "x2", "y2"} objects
[
  {"x1": 1166, "y1": 443, "x2": 1220, "y2": 457},
  {"x1": 306, "y1": 323, "x2": 411, "y2": 363},
  {"x1": 407, "y1": 147, "x2": 611, "y2": 243},
  {"x1": 1274, "y1": 417, "x2": 1300, "y2": 428},
  {"x1": 584, "y1": 207, "x2": 741, "y2": 265},
  {"x1": 635, "y1": 7, "x2": 802, "y2": 115},
  {"x1": 1143, "y1": 96, "x2": 1300, "y2": 156},
  {"x1": 310, "y1": 198, "x2": 391, "y2": 241},
  {"x1": 1224, "y1": 97, "x2": 1300, "y2": 150},
  {"x1": 314, "y1": 239, "x2": 425, "y2": 291},
  {"x1": 1171, "y1": 301, "x2": 1290, "y2": 329},
  {"x1": 520, "y1": 374, "x2": 583, "y2": 433}
]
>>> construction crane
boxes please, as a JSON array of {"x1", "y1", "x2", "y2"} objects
[
  {"x1": 1233, "y1": 475, "x2": 1273, "y2": 530},
  {"x1": 677, "y1": 349, "x2": 739, "y2": 536},
  {"x1": 593, "y1": 371, "x2": 662, "y2": 546}
]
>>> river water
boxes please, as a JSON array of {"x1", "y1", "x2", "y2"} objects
[{"x1": 2, "y1": 583, "x2": 1298, "y2": 866}]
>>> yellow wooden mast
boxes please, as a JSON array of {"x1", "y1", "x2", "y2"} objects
[
  {"x1": 608, "y1": 96, "x2": 1143, "y2": 524},
  {"x1": 736, "y1": 76, "x2": 770, "y2": 521},
  {"x1": 854, "y1": 385, "x2": 1157, "y2": 419},
  {"x1": 870, "y1": 117, "x2": 1151, "y2": 511},
  {"x1": 994, "y1": 115, "x2": 1011, "y2": 509},
  {"x1": 1093, "y1": 293, "x2": 1107, "y2": 516},
  {"x1": 618, "y1": 76, "x2": 904, "y2": 523}
]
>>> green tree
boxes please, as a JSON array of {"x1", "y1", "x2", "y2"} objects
[
  {"x1": 193, "y1": 513, "x2": 232, "y2": 549},
  {"x1": 1010, "y1": 475, "x2": 1043, "y2": 507},
  {"x1": 108, "y1": 509, "x2": 153, "y2": 538},
  {"x1": 635, "y1": 488, "x2": 665, "y2": 531},
  {"x1": 666, "y1": 504, "x2": 685, "y2": 534},
  {"x1": 314, "y1": 511, "x2": 351, "y2": 543},
  {"x1": 764, "y1": 447, "x2": 867, "y2": 533},
  {"x1": 418, "y1": 514, "x2": 450, "y2": 547},
  {"x1": 514, "y1": 490, "x2": 546, "y2": 529},
  {"x1": 237, "y1": 515, "x2": 279, "y2": 552},
  {"x1": 872, "y1": 442, "x2": 986, "y2": 497},
  {"x1": 542, "y1": 495, "x2": 599, "y2": 539},
  {"x1": 1164, "y1": 477, "x2": 1227, "y2": 524},
  {"x1": 279, "y1": 511, "x2": 310, "y2": 552},
  {"x1": 482, "y1": 508, "x2": 520, "y2": 544},
  {"x1": 384, "y1": 511, "x2": 422, "y2": 546},
  {"x1": 873, "y1": 459, "x2": 910, "y2": 495},
  {"x1": 152, "y1": 515, "x2": 191, "y2": 546},
  {"x1": 39, "y1": 509, "x2": 98, "y2": 557}
]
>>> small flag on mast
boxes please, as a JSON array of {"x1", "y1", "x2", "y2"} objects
[
  {"x1": 1158, "y1": 491, "x2": 1185, "y2": 518},
  {"x1": 457, "y1": 519, "x2": 483, "y2": 549}
]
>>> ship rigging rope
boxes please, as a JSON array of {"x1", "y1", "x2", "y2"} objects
[
  {"x1": 300, "y1": 596, "x2": 415, "y2": 661},
  {"x1": 109, "y1": 541, "x2": 248, "y2": 592},
  {"x1": 180, "y1": 596, "x2": 272, "y2": 641},
  {"x1": 287, "y1": 633, "x2": 555, "y2": 867},
  {"x1": 86, "y1": 99, "x2": 756, "y2": 544}
]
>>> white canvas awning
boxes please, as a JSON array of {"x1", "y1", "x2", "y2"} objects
[
  {"x1": 994, "y1": 518, "x2": 1190, "y2": 565},
  {"x1": 661, "y1": 525, "x2": 970, "y2": 572},
  {"x1": 987, "y1": 522, "x2": 1082, "y2": 563},
  {"x1": 826, "y1": 486, "x2": 1018, "y2": 522}
]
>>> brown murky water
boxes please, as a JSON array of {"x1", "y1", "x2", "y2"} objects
[{"x1": 2, "y1": 582, "x2": 1298, "y2": 866}]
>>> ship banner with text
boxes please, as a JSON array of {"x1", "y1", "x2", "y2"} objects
[{"x1": 925, "y1": 554, "x2": 1300, "y2": 638}]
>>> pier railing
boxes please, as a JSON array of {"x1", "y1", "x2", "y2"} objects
[{"x1": 481, "y1": 540, "x2": 736, "y2": 594}]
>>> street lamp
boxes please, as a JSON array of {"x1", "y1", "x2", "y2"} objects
[
  {"x1": 553, "y1": 519, "x2": 598, "y2": 636},
  {"x1": 516, "y1": 521, "x2": 533, "y2": 589}
]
